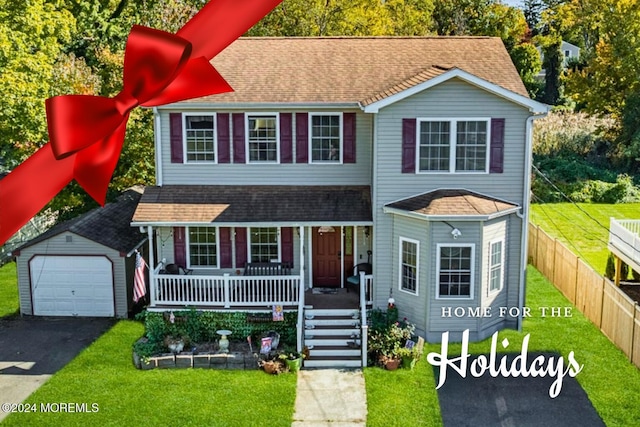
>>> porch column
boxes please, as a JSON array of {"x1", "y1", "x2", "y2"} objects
[
  {"x1": 299, "y1": 226, "x2": 305, "y2": 289},
  {"x1": 147, "y1": 226, "x2": 156, "y2": 307}
]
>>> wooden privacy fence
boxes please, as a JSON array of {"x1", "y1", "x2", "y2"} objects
[{"x1": 528, "y1": 224, "x2": 640, "y2": 369}]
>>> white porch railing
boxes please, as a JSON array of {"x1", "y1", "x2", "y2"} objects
[
  {"x1": 609, "y1": 218, "x2": 640, "y2": 266},
  {"x1": 360, "y1": 271, "x2": 369, "y2": 367},
  {"x1": 153, "y1": 272, "x2": 302, "y2": 308}
]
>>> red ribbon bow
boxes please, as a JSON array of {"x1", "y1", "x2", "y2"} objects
[{"x1": 0, "y1": 0, "x2": 282, "y2": 245}]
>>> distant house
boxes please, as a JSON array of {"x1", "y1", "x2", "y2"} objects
[
  {"x1": 130, "y1": 37, "x2": 548, "y2": 367},
  {"x1": 14, "y1": 188, "x2": 145, "y2": 318},
  {"x1": 537, "y1": 41, "x2": 581, "y2": 78}
]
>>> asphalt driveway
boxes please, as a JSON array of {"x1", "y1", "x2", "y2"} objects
[
  {"x1": 0, "y1": 316, "x2": 114, "y2": 421},
  {"x1": 436, "y1": 352, "x2": 605, "y2": 427}
]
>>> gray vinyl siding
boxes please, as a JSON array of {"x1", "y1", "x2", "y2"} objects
[
  {"x1": 158, "y1": 109, "x2": 372, "y2": 186},
  {"x1": 16, "y1": 232, "x2": 128, "y2": 318},
  {"x1": 373, "y1": 78, "x2": 531, "y2": 341},
  {"x1": 479, "y1": 217, "x2": 510, "y2": 333},
  {"x1": 391, "y1": 216, "x2": 428, "y2": 334}
]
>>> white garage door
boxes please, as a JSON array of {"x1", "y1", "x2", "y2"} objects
[{"x1": 30, "y1": 255, "x2": 114, "y2": 317}]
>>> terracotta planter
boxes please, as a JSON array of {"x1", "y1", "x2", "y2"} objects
[
  {"x1": 384, "y1": 358, "x2": 401, "y2": 371},
  {"x1": 262, "y1": 361, "x2": 279, "y2": 374}
]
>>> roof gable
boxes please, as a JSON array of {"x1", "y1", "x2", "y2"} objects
[{"x1": 171, "y1": 37, "x2": 532, "y2": 108}]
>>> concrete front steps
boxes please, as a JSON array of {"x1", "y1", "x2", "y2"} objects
[{"x1": 303, "y1": 308, "x2": 363, "y2": 368}]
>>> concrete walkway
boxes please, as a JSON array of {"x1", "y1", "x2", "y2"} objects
[{"x1": 292, "y1": 369, "x2": 367, "y2": 426}]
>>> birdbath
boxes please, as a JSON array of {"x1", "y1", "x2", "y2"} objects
[{"x1": 217, "y1": 330, "x2": 232, "y2": 353}]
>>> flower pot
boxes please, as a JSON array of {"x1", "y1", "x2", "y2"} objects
[
  {"x1": 285, "y1": 357, "x2": 302, "y2": 372},
  {"x1": 401, "y1": 356, "x2": 417, "y2": 370},
  {"x1": 262, "y1": 361, "x2": 279, "y2": 374},
  {"x1": 384, "y1": 358, "x2": 401, "y2": 371}
]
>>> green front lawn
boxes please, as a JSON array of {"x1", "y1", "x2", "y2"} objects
[
  {"x1": 0, "y1": 262, "x2": 18, "y2": 318},
  {"x1": 530, "y1": 202, "x2": 640, "y2": 273},
  {"x1": 2, "y1": 321, "x2": 297, "y2": 427},
  {"x1": 365, "y1": 266, "x2": 640, "y2": 426}
]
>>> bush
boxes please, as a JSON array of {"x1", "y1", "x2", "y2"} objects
[{"x1": 367, "y1": 309, "x2": 416, "y2": 366}]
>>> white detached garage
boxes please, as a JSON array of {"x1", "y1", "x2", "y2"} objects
[{"x1": 14, "y1": 188, "x2": 145, "y2": 318}]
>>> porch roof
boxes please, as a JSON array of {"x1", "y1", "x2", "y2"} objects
[
  {"x1": 132, "y1": 185, "x2": 372, "y2": 225},
  {"x1": 384, "y1": 189, "x2": 519, "y2": 220}
]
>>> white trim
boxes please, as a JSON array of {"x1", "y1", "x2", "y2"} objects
[
  {"x1": 308, "y1": 112, "x2": 343, "y2": 164},
  {"x1": 245, "y1": 112, "x2": 280, "y2": 164},
  {"x1": 398, "y1": 237, "x2": 419, "y2": 296},
  {"x1": 435, "y1": 243, "x2": 475, "y2": 300},
  {"x1": 488, "y1": 238, "x2": 505, "y2": 295},
  {"x1": 383, "y1": 205, "x2": 520, "y2": 222},
  {"x1": 307, "y1": 226, "x2": 313, "y2": 288},
  {"x1": 363, "y1": 68, "x2": 549, "y2": 114},
  {"x1": 153, "y1": 107, "x2": 163, "y2": 186},
  {"x1": 185, "y1": 226, "x2": 221, "y2": 270},
  {"x1": 132, "y1": 221, "x2": 374, "y2": 228},
  {"x1": 182, "y1": 112, "x2": 217, "y2": 164},
  {"x1": 156, "y1": 102, "x2": 361, "y2": 110},
  {"x1": 247, "y1": 226, "x2": 281, "y2": 263},
  {"x1": 415, "y1": 117, "x2": 491, "y2": 174},
  {"x1": 340, "y1": 226, "x2": 345, "y2": 288}
]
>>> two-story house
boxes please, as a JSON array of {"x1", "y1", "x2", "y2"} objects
[{"x1": 131, "y1": 37, "x2": 548, "y2": 366}]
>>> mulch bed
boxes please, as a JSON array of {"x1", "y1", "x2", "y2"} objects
[{"x1": 620, "y1": 283, "x2": 640, "y2": 304}]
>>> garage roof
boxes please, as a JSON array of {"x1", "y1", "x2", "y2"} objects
[{"x1": 17, "y1": 187, "x2": 145, "y2": 253}]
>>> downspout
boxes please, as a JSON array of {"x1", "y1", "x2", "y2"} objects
[
  {"x1": 153, "y1": 107, "x2": 163, "y2": 187},
  {"x1": 516, "y1": 112, "x2": 547, "y2": 331},
  {"x1": 147, "y1": 226, "x2": 156, "y2": 307}
]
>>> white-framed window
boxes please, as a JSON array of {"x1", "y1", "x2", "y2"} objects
[
  {"x1": 399, "y1": 237, "x2": 419, "y2": 295},
  {"x1": 184, "y1": 113, "x2": 216, "y2": 163},
  {"x1": 436, "y1": 244, "x2": 474, "y2": 299},
  {"x1": 417, "y1": 118, "x2": 490, "y2": 173},
  {"x1": 310, "y1": 113, "x2": 342, "y2": 163},
  {"x1": 246, "y1": 113, "x2": 279, "y2": 163},
  {"x1": 489, "y1": 239, "x2": 504, "y2": 293},
  {"x1": 249, "y1": 227, "x2": 280, "y2": 262},
  {"x1": 187, "y1": 226, "x2": 219, "y2": 268}
]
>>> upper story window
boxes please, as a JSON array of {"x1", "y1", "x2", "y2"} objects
[
  {"x1": 437, "y1": 244, "x2": 474, "y2": 299},
  {"x1": 310, "y1": 113, "x2": 341, "y2": 163},
  {"x1": 249, "y1": 227, "x2": 280, "y2": 262},
  {"x1": 247, "y1": 114, "x2": 278, "y2": 163},
  {"x1": 187, "y1": 226, "x2": 218, "y2": 268},
  {"x1": 417, "y1": 118, "x2": 489, "y2": 173},
  {"x1": 184, "y1": 114, "x2": 216, "y2": 162}
]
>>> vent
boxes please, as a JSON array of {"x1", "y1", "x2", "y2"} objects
[{"x1": 66, "y1": 235, "x2": 73, "y2": 243}]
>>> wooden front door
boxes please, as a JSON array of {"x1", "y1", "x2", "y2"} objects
[{"x1": 312, "y1": 227, "x2": 342, "y2": 287}]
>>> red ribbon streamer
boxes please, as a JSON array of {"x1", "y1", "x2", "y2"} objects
[{"x1": 0, "y1": 0, "x2": 282, "y2": 245}]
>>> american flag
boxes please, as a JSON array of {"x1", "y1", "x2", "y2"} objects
[{"x1": 133, "y1": 251, "x2": 147, "y2": 303}]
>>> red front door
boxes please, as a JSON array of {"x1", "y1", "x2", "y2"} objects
[{"x1": 312, "y1": 227, "x2": 342, "y2": 287}]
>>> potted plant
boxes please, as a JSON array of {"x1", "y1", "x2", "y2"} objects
[
  {"x1": 258, "y1": 354, "x2": 286, "y2": 374},
  {"x1": 279, "y1": 350, "x2": 305, "y2": 372},
  {"x1": 397, "y1": 346, "x2": 420, "y2": 370},
  {"x1": 379, "y1": 344, "x2": 401, "y2": 370}
]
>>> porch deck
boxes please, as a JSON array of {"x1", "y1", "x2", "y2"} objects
[
  {"x1": 608, "y1": 218, "x2": 640, "y2": 281},
  {"x1": 305, "y1": 288, "x2": 360, "y2": 310}
]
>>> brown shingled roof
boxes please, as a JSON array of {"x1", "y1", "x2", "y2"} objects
[
  {"x1": 386, "y1": 189, "x2": 518, "y2": 217},
  {"x1": 133, "y1": 185, "x2": 372, "y2": 224},
  {"x1": 183, "y1": 37, "x2": 527, "y2": 105}
]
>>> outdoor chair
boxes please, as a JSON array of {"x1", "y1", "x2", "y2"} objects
[
  {"x1": 162, "y1": 263, "x2": 193, "y2": 275},
  {"x1": 346, "y1": 250, "x2": 372, "y2": 294}
]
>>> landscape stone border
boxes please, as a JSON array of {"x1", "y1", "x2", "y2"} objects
[{"x1": 133, "y1": 350, "x2": 259, "y2": 370}]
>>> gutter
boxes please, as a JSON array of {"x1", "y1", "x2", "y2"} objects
[{"x1": 517, "y1": 111, "x2": 548, "y2": 331}]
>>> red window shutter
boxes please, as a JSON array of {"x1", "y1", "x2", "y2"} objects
[
  {"x1": 343, "y1": 113, "x2": 356, "y2": 163},
  {"x1": 232, "y1": 113, "x2": 245, "y2": 164},
  {"x1": 235, "y1": 227, "x2": 248, "y2": 268},
  {"x1": 170, "y1": 113, "x2": 183, "y2": 163},
  {"x1": 281, "y1": 227, "x2": 294, "y2": 267},
  {"x1": 217, "y1": 113, "x2": 230, "y2": 163},
  {"x1": 296, "y1": 112, "x2": 308, "y2": 163},
  {"x1": 280, "y1": 113, "x2": 293, "y2": 163},
  {"x1": 173, "y1": 227, "x2": 186, "y2": 266},
  {"x1": 402, "y1": 118, "x2": 416, "y2": 173},
  {"x1": 490, "y1": 118, "x2": 505, "y2": 173},
  {"x1": 219, "y1": 227, "x2": 232, "y2": 268}
]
